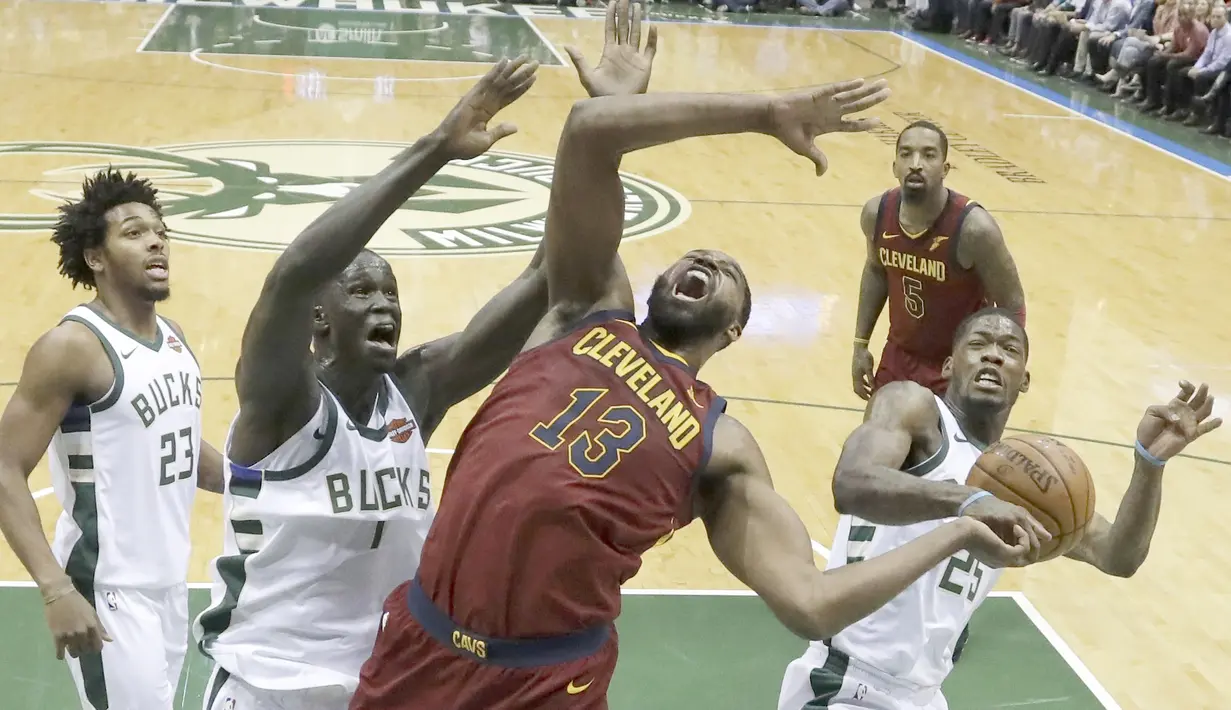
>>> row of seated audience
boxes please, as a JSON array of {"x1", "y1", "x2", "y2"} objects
[{"x1": 952, "y1": 0, "x2": 1231, "y2": 136}]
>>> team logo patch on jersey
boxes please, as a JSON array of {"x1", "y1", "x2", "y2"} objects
[
  {"x1": 387, "y1": 417, "x2": 417, "y2": 444},
  {"x1": 0, "y1": 141, "x2": 690, "y2": 257},
  {"x1": 166, "y1": 334, "x2": 183, "y2": 353}
]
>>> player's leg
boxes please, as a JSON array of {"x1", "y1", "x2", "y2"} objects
[
  {"x1": 65, "y1": 586, "x2": 178, "y2": 710},
  {"x1": 201, "y1": 665, "x2": 268, "y2": 710},
  {"x1": 162, "y1": 583, "x2": 190, "y2": 699},
  {"x1": 778, "y1": 646, "x2": 902, "y2": 710}
]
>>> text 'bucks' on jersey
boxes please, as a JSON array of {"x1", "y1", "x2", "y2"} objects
[
  {"x1": 48, "y1": 305, "x2": 203, "y2": 591},
  {"x1": 195, "y1": 375, "x2": 432, "y2": 692},
  {"x1": 822, "y1": 394, "x2": 998, "y2": 690}
]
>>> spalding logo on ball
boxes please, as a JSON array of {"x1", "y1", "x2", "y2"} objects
[{"x1": 967, "y1": 434, "x2": 1096, "y2": 561}]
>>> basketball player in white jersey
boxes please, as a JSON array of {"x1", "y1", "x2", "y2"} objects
[
  {"x1": 194, "y1": 58, "x2": 546, "y2": 710},
  {"x1": 778, "y1": 307, "x2": 1221, "y2": 710},
  {"x1": 0, "y1": 169, "x2": 225, "y2": 710}
]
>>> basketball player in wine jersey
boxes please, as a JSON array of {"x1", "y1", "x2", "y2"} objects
[
  {"x1": 779, "y1": 307, "x2": 1221, "y2": 710},
  {"x1": 351, "y1": 5, "x2": 1034, "y2": 709},
  {"x1": 0, "y1": 169, "x2": 224, "y2": 710},
  {"x1": 851, "y1": 121, "x2": 1026, "y2": 401}
]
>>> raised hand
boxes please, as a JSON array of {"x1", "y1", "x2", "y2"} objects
[
  {"x1": 436, "y1": 56, "x2": 539, "y2": 160},
  {"x1": 1136, "y1": 381, "x2": 1223, "y2": 463},
  {"x1": 766, "y1": 78, "x2": 891, "y2": 177},
  {"x1": 565, "y1": 0, "x2": 658, "y2": 97}
]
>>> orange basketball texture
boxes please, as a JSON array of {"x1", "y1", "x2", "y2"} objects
[{"x1": 965, "y1": 434, "x2": 1096, "y2": 561}]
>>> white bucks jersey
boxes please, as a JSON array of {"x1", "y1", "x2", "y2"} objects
[
  {"x1": 195, "y1": 375, "x2": 433, "y2": 692},
  {"x1": 48, "y1": 305, "x2": 202, "y2": 589},
  {"x1": 823, "y1": 395, "x2": 999, "y2": 690}
]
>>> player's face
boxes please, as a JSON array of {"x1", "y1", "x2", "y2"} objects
[
  {"x1": 893, "y1": 129, "x2": 949, "y2": 199},
  {"x1": 92, "y1": 203, "x2": 170, "y2": 302},
  {"x1": 646, "y1": 249, "x2": 746, "y2": 350},
  {"x1": 943, "y1": 315, "x2": 1030, "y2": 410},
  {"x1": 318, "y1": 254, "x2": 402, "y2": 373}
]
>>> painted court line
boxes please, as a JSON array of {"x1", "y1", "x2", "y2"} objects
[
  {"x1": 1004, "y1": 591, "x2": 1123, "y2": 710},
  {"x1": 521, "y1": 16, "x2": 570, "y2": 66},
  {"x1": 1002, "y1": 113, "x2": 1082, "y2": 120},
  {"x1": 32, "y1": 487, "x2": 53, "y2": 500},
  {"x1": 898, "y1": 31, "x2": 1231, "y2": 181},
  {"x1": 135, "y1": 5, "x2": 174, "y2": 53}
]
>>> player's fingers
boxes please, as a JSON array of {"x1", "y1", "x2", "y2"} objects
[
  {"x1": 483, "y1": 57, "x2": 510, "y2": 86},
  {"x1": 1190, "y1": 383, "x2": 1213, "y2": 417},
  {"x1": 615, "y1": 0, "x2": 630, "y2": 44},
  {"x1": 488, "y1": 123, "x2": 518, "y2": 143},
  {"x1": 505, "y1": 60, "x2": 539, "y2": 92},
  {"x1": 841, "y1": 87, "x2": 892, "y2": 116},
  {"x1": 563, "y1": 46, "x2": 590, "y2": 74},
  {"x1": 834, "y1": 79, "x2": 889, "y2": 108},
  {"x1": 841, "y1": 117, "x2": 884, "y2": 133},
  {"x1": 55, "y1": 638, "x2": 66, "y2": 661},
  {"x1": 1145, "y1": 404, "x2": 1180, "y2": 426},
  {"x1": 98, "y1": 619, "x2": 112, "y2": 643},
  {"x1": 1175, "y1": 380, "x2": 1196, "y2": 402},
  {"x1": 507, "y1": 75, "x2": 537, "y2": 104},
  {"x1": 630, "y1": 0, "x2": 643, "y2": 50},
  {"x1": 606, "y1": 0, "x2": 619, "y2": 43},
  {"x1": 807, "y1": 143, "x2": 829, "y2": 177},
  {"x1": 1197, "y1": 417, "x2": 1224, "y2": 437},
  {"x1": 645, "y1": 25, "x2": 659, "y2": 59},
  {"x1": 813, "y1": 78, "x2": 865, "y2": 100},
  {"x1": 1028, "y1": 514, "x2": 1052, "y2": 541}
]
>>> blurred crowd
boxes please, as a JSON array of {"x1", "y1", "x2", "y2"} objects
[{"x1": 914, "y1": 0, "x2": 1231, "y2": 137}]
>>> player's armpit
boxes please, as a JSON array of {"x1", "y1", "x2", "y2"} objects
[
  {"x1": 831, "y1": 382, "x2": 974, "y2": 525},
  {"x1": 0, "y1": 324, "x2": 105, "y2": 588},
  {"x1": 698, "y1": 414, "x2": 979, "y2": 640},
  {"x1": 395, "y1": 243, "x2": 549, "y2": 442}
]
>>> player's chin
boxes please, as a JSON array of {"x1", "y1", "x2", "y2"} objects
[{"x1": 140, "y1": 284, "x2": 171, "y2": 303}]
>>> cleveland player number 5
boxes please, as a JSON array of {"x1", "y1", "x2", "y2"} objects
[{"x1": 902, "y1": 276, "x2": 926, "y2": 319}]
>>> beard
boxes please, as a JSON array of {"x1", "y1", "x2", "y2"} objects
[{"x1": 644, "y1": 274, "x2": 730, "y2": 349}]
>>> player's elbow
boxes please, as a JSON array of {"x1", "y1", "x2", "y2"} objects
[
  {"x1": 831, "y1": 467, "x2": 871, "y2": 516},
  {"x1": 563, "y1": 99, "x2": 608, "y2": 138}
]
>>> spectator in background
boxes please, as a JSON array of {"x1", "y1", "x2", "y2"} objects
[
  {"x1": 1097, "y1": 0, "x2": 1176, "y2": 94},
  {"x1": 1036, "y1": 0, "x2": 1104, "y2": 74},
  {"x1": 1086, "y1": 0, "x2": 1157, "y2": 81},
  {"x1": 1002, "y1": 0, "x2": 1056, "y2": 55},
  {"x1": 1070, "y1": 0, "x2": 1134, "y2": 79},
  {"x1": 1180, "y1": 4, "x2": 1230, "y2": 123},
  {"x1": 968, "y1": 0, "x2": 1032, "y2": 44},
  {"x1": 1025, "y1": 0, "x2": 1091, "y2": 69},
  {"x1": 798, "y1": 0, "x2": 853, "y2": 15},
  {"x1": 1195, "y1": 59, "x2": 1231, "y2": 134},
  {"x1": 1138, "y1": 0, "x2": 1207, "y2": 114}
]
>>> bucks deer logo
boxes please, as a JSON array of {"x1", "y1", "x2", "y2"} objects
[{"x1": 0, "y1": 140, "x2": 690, "y2": 257}]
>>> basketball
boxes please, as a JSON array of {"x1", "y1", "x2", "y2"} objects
[{"x1": 966, "y1": 434, "x2": 1096, "y2": 561}]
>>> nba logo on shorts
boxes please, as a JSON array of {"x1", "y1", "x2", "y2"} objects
[
  {"x1": 224, "y1": 699, "x2": 235, "y2": 710},
  {"x1": 104, "y1": 592, "x2": 117, "y2": 611},
  {"x1": 855, "y1": 683, "x2": 868, "y2": 700}
]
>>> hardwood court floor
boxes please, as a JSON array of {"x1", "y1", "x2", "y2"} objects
[{"x1": 1, "y1": 1, "x2": 1229, "y2": 708}]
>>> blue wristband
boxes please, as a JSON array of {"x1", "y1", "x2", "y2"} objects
[
  {"x1": 957, "y1": 490, "x2": 994, "y2": 517},
  {"x1": 1134, "y1": 440, "x2": 1167, "y2": 467}
]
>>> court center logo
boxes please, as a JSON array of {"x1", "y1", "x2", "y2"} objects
[{"x1": 0, "y1": 140, "x2": 690, "y2": 256}]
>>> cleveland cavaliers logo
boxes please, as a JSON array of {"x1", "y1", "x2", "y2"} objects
[{"x1": 387, "y1": 418, "x2": 417, "y2": 444}]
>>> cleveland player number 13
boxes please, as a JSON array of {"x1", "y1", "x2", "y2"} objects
[{"x1": 529, "y1": 387, "x2": 648, "y2": 479}]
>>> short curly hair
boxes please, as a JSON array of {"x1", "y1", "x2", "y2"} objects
[{"x1": 51, "y1": 169, "x2": 163, "y2": 289}]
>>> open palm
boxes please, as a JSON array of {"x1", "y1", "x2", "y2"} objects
[
  {"x1": 565, "y1": 0, "x2": 658, "y2": 98},
  {"x1": 1136, "y1": 380, "x2": 1222, "y2": 462},
  {"x1": 437, "y1": 56, "x2": 539, "y2": 160},
  {"x1": 767, "y1": 78, "x2": 891, "y2": 177}
]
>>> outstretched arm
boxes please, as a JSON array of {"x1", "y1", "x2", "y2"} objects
[
  {"x1": 540, "y1": 75, "x2": 891, "y2": 335},
  {"x1": 1066, "y1": 381, "x2": 1221, "y2": 576},
  {"x1": 229, "y1": 59, "x2": 538, "y2": 463},
  {"x1": 852, "y1": 196, "x2": 887, "y2": 400},
  {"x1": 394, "y1": 0, "x2": 663, "y2": 438},
  {"x1": 832, "y1": 380, "x2": 1049, "y2": 557},
  {"x1": 698, "y1": 414, "x2": 1024, "y2": 640},
  {"x1": 959, "y1": 207, "x2": 1026, "y2": 324}
]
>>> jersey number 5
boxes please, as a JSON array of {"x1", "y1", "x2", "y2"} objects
[
  {"x1": 903, "y1": 276, "x2": 925, "y2": 319},
  {"x1": 159, "y1": 427, "x2": 195, "y2": 486},
  {"x1": 529, "y1": 388, "x2": 647, "y2": 479}
]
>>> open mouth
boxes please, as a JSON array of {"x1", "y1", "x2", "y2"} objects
[
  {"x1": 905, "y1": 174, "x2": 926, "y2": 186},
  {"x1": 366, "y1": 322, "x2": 397, "y2": 351},
  {"x1": 672, "y1": 267, "x2": 712, "y2": 302},
  {"x1": 145, "y1": 258, "x2": 169, "y2": 281},
  {"x1": 973, "y1": 368, "x2": 1003, "y2": 390}
]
